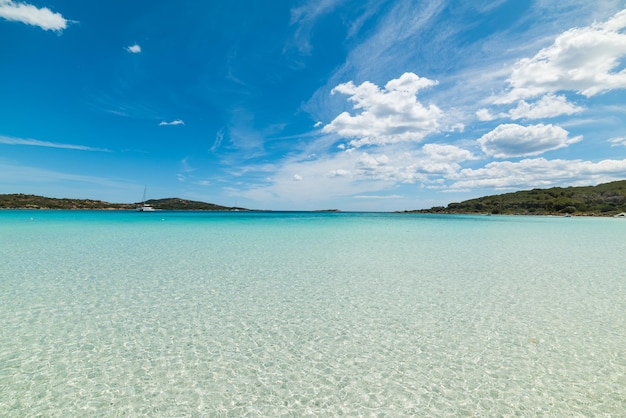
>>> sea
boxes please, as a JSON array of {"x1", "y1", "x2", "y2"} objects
[{"x1": 1, "y1": 210, "x2": 625, "y2": 417}]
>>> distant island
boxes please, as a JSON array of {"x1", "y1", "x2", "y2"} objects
[
  {"x1": 4, "y1": 180, "x2": 626, "y2": 215},
  {"x1": 406, "y1": 180, "x2": 626, "y2": 216},
  {"x1": 0, "y1": 194, "x2": 247, "y2": 211}
]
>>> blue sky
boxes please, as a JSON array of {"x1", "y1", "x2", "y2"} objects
[{"x1": 2, "y1": 0, "x2": 626, "y2": 210}]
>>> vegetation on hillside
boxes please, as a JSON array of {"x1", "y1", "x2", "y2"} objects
[
  {"x1": 0, "y1": 194, "x2": 244, "y2": 211},
  {"x1": 143, "y1": 198, "x2": 242, "y2": 211},
  {"x1": 408, "y1": 180, "x2": 626, "y2": 216},
  {"x1": 0, "y1": 194, "x2": 134, "y2": 210},
  {"x1": 5, "y1": 180, "x2": 626, "y2": 214}
]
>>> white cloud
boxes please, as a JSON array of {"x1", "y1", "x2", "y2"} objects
[
  {"x1": 329, "y1": 169, "x2": 350, "y2": 177},
  {"x1": 0, "y1": 0, "x2": 70, "y2": 31},
  {"x1": 180, "y1": 158, "x2": 194, "y2": 173},
  {"x1": 450, "y1": 157, "x2": 626, "y2": 190},
  {"x1": 233, "y1": 140, "x2": 476, "y2": 208},
  {"x1": 0, "y1": 135, "x2": 110, "y2": 152},
  {"x1": 234, "y1": 150, "x2": 395, "y2": 209},
  {"x1": 479, "y1": 95, "x2": 585, "y2": 124},
  {"x1": 478, "y1": 123, "x2": 582, "y2": 158},
  {"x1": 476, "y1": 108, "x2": 497, "y2": 121},
  {"x1": 211, "y1": 128, "x2": 224, "y2": 152},
  {"x1": 357, "y1": 152, "x2": 389, "y2": 168},
  {"x1": 159, "y1": 119, "x2": 184, "y2": 126},
  {"x1": 127, "y1": 44, "x2": 142, "y2": 54},
  {"x1": 497, "y1": 8, "x2": 626, "y2": 103},
  {"x1": 422, "y1": 143, "x2": 476, "y2": 168},
  {"x1": 342, "y1": 143, "x2": 475, "y2": 184},
  {"x1": 355, "y1": 152, "x2": 401, "y2": 181},
  {"x1": 293, "y1": 174, "x2": 303, "y2": 181},
  {"x1": 507, "y1": 94, "x2": 584, "y2": 120},
  {"x1": 323, "y1": 72, "x2": 442, "y2": 147},
  {"x1": 288, "y1": 0, "x2": 343, "y2": 54},
  {"x1": 609, "y1": 136, "x2": 626, "y2": 147},
  {"x1": 449, "y1": 123, "x2": 464, "y2": 133},
  {"x1": 0, "y1": 161, "x2": 132, "y2": 189},
  {"x1": 354, "y1": 194, "x2": 402, "y2": 199}
]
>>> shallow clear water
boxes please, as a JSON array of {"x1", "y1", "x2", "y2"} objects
[{"x1": 1, "y1": 210, "x2": 625, "y2": 416}]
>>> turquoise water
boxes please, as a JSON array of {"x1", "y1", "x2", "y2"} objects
[{"x1": 1, "y1": 210, "x2": 625, "y2": 416}]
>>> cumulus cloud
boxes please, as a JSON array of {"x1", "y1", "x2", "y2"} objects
[
  {"x1": 476, "y1": 108, "x2": 497, "y2": 121},
  {"x1": 159, "y1": 119, "x2": 184, "y2": 126},
  {"x1": 238, "y1": 139, "x2": 477, "y2": 206},
  {"x1": 507, "y1": 94, "x2": 584, "y2": 120},
  {"x1": 478, "y1": 123, "x2": 582, "y2": 158},
  {"x1": 126, "y1": 44, "x2": 142, "y2": 54},
  {"x1": 351, "y1": 143, "x2": 475, "y2": 183},
  {"x1": 235, "y1": 151, "x2": 394, "y2": 209},
  {"x1": 450, "y1": 157, "x2": 626, "y2": 190},
  {"x1": 497, "y1": 8, "x2": 626, "y2": 103},
  {"x1": 478, "y1": 95, "x2": 583, "y2": 122},
  {"x1": 355, "y1": 153, "x2": 397, "y2": 180},
  {"x1": 323, "y1": 72, "x2": 442, "y2": 147},
  {"x1": 421, "y1": 144, "x2": 477, "y2": 172},
  {"x1": 0, "y1": 0, "x2": 70, "y2": 31}
]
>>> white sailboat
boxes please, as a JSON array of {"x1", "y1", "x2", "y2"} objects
[{"x1": 136, "y1": 187, "x2": 155, "y2": 212}]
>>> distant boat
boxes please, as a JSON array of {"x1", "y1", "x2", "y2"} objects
[
  {"x1": 137, "y1": 202, "x2": 155, "y2": 212},
  {"x1": 137, "y1": 187, "x2": 155, "y2": 212}
]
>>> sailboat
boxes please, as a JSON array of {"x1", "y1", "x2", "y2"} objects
[{"x1": 136, "y1": 187, "x2": 155, "y2": 212}]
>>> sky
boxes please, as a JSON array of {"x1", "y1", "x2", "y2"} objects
[{"x1": 2, "y1": 0, "x2": 626, "y2": 211}]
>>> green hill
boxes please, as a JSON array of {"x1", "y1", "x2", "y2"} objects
[
  {"x1": 144, "y1": 198, "x2": 243, "y2": 211},
  {"x1": 0, "y1": 194, "x2": 133, "y2": 210},
  {"x1": 409, "y1": 180, "x2": 626, "y2": 216},
  {"x1": 0, "y1": 194, "x2": 244, "y2": 211}
]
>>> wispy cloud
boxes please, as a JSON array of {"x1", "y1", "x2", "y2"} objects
[
  {"x1": 0, "y1": 160, "x2": 135, "y2": 192},
  {"x1": 0, "y1": 135, "x2": 110, "y2": 152},
  {"x1": 0, "y1": 0, "x2": 71, "y2": 32},
  {"x1": 159, "y1": 119, "x2": 184, "y2": 126},
  {"x1": 354, "y1": 194, "x2": 402, "y2": 199},
  {"x1": 609, "y1": 136, "x2": 626, "y2": 147},
  {"x1": 180, "y1": 158, "x2": 194, "y2": 173},
  {"x1": 210, "y1": 128, "x2": 224, "y2": 152},
  {"x1": 176, "y1": 158, "x2": 195, "y2": 182},
  {"x1": 126, "y1": 44, "x2": 142, "y2": 54},
  {"x1": 288, "y1": 0, "x2": 345, "y2": 54}
]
